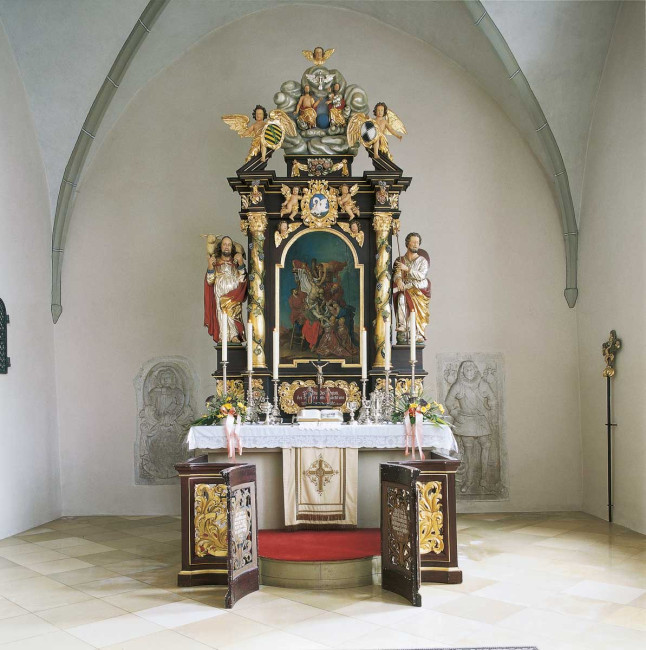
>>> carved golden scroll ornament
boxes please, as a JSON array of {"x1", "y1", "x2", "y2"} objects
[
  {"x1": 417, "y1": 480, "x2": 444, "y2": 555},
  {"x1": 375, "y1": 377, "x2": 424, "y2": 397},
  {"x1": 194, "y1": 483, "x2": 228, "y2": 557}
]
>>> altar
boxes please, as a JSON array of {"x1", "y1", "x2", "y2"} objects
[
  {"x1": 189, "y1": 423, "x2": 457, "y2": 528},
  {"x1": 179, "y1": 45, "x2": 463, "y2": 608}
]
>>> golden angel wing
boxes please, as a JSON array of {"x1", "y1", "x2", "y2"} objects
[
  {"x1": 302, "y1": 49, "x2": 315, "y2": 63},
  {"x1": 287, "y1": 222, "x2": 302, "y2": 236},
  {"x1": 349, "y1": 183, "x2": 359, "y2": 197},
  {"x1": 222, "y1": 114, "x2": 251, "y2": 137},
  {"x1": 269, "y1": 109, "x2": 297, "y2": 137},
  {"x1": 233, "y1": 241, "x2": 246, "y2": 259},
  {"x1": 386, "y1": 109, "x2": 407, "y2": 135},
  {"x1": 347, "y1": 113, "x2": 369, "y2": 147},
  {"x1": 323, "y1": 48, "x2": 335, "y2": 62},
  {"x1": 280, "y1": 184, "x2": 291, "y2": 200}
]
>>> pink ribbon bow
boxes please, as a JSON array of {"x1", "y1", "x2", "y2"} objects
[
  {"x1": 224, "y1": 412, "x2": 243, "y2": 459},
  {"x1": 404, "y1": 407, "x2": 425, "y2": 461}
]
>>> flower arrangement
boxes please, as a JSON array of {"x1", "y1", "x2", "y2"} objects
[
  {"x1": 192, "y1": 394, "x2": 247, "y2": 426},
  {"x1": 392, "y1": 389, "x2": 448, "y2": 426}
]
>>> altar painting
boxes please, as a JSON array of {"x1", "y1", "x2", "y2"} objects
[{"x1": 278, "y1": 229, "x2": 362, "y2": 366}]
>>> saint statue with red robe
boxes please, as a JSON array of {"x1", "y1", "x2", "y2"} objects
[{"x1": 204, "y1": 236, "x2": 248, "y2": 343}]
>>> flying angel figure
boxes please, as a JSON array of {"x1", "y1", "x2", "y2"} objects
[
  {"x1": 347, "y1": 102, "x2": 407, "y2": 161},
  {"x1": 337, "y1": 183, "x2": 360, "y2": 219},
  {"x1": 222, "y1": 105, "x2": 296, "y2": 162},
  {"x1": 280, "y1": 185, "x2": 301, "y2": 220},
  {"x1": 302, "y1": 47, "x2": 335, "y2": 66}
]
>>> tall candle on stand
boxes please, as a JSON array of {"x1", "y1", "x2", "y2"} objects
[
  {"x1": 273, "y1": 329, "x2": 280, "y2": 380},
  {"x1": 246, "y1": 322, "x2": 253, "y2": 371},
  {"x1": 221, "y1": 318, "x2": 228, "y2": 362},
  {"x1": 361, "y1": 328, "x2": 368, "y2": 380},
  {"x1": 384, "y1": 317, "x2": 392, "y2": 371},
  {"x1": 409, "y1": 312, "x2": 416, "y2": 362}
]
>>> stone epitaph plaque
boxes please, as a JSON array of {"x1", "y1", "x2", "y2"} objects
[{"x1": 436, "y1": 353, "x2": 508, "y2": 501}]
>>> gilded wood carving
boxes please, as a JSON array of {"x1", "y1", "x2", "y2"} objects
[
  {"x1": 194, "y1": 483, "x2": 228, "y2": 557},
  {"x1": 417, "y1": 481, "x2": 445, "y2": 555}
]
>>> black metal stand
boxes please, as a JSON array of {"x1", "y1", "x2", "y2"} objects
[{"x1": 606, "y1": 376, "x2": 617, "y2": 523}]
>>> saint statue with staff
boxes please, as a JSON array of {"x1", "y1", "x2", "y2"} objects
[{"x1": 392, "y1": 232, "x2": 431, "y2": 343}]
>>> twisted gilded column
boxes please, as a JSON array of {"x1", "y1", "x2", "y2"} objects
[
  {"x1": 242, "y1": 212, "x2": 267, "y2": 367},
  {"x1": 372, "y1": 212, "x2": 394, "y2": 367}
]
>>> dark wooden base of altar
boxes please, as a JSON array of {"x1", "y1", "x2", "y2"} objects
[
  {"x1": 174, "y1": 456, "x2": 260, "y2": 608},
  {"x1": 175, "y1": 452, "x2": 461, "y2": 607},
  {"x1": 403, "y1": 454, "x2": 462, "y2": 584}
]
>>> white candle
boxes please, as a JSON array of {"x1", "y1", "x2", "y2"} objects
[
  {"x1": 246, "y1": 322, "x2": 253, "y2": 371},
  {"x1": 221, "y1": 317, "x2": 228, "y2": 362},
  {"x1": 361, "y1": 328, "x2": 368, "y2": 380},
  {"x1": 409, "y1": 312, "x2": 416, "y2": 362},
  {"x1": 384, "y1": 317, "x2": 391, "y2": 371},
  {"x1": 273, "y1": 329, "x2": 280, "y2": 380}
]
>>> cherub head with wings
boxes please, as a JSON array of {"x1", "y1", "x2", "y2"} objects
[{"x1": 302, "y1": 47, "x2": 335, "y2": 66}]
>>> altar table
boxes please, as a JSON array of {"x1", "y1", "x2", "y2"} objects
[
  {"x1": 186, "y1": 423, "x2": 458, "y2": 529},
  {"x1": 187, "y1": 423, "x2": 458, "y2": 456}
]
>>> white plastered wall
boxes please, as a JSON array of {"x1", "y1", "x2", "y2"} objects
[
  {"x1": 55, "y1": 5, "x2": 581, "y2": 517},
  {"x1": 0, "y1": 21, "x2": 61, "y2": 537},
  {"x1": 578, "y1": 1, "x2": 646, "y2": 534}
]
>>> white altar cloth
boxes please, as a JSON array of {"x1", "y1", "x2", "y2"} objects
[{"x1": 187, "y1": 423, "x2": 458, "y2": 457}]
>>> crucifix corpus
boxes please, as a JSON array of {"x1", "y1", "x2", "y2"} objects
[{"x1": 311, "y1": 358, "x2": 329, "y2": 398}]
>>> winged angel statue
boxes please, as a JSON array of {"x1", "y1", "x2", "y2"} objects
[
  {"x1": 222, "y1": 105, "x2": 296, "y2": 163},
  {"x1": 347, "y1": 102, "x2": 407, "y2": 161}
]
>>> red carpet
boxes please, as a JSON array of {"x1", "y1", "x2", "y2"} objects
[{"x1": 258, "y1": 528, "x2": 381, "y2": 561}]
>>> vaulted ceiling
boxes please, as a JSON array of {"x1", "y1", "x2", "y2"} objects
[{"x1": 0, "y1": 0, "x2": 622, "y2": 314}]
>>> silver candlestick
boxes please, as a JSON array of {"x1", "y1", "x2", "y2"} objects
[
  {"x1": 409, "y1": 359, "x2": 417, "y2": 401},
  {"x1": 221, "y1": 360, "x2": 229, "y2": 397},
  {"x1": 382, "y1": 366, "x2": 394, "y2": 423},
  {"x1": 245, "y1": 369, "x2": 256, "y2": 423},
  {"x1": 361, "y1": 378, "x2": 369, "y2": 401},
  {"x1": 358, "y1": 398, "x2": 372, "y2": 425},
  {"x1": 271, "y1": 379, "x2": 281, "y2": 424}
]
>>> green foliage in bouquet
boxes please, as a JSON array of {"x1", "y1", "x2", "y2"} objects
[
  {"x1": 192, "y1": 393, "x2": 247, "y2": 426},
  {"x1": 391, "y1": 386, "x2": 449, "y2": 426}
]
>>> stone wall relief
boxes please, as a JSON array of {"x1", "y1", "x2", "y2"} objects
[
  {"x1": 436, "y1": 353, "x2": 508, "y2": 501},
  {"x1": 134, "y1": 356, "x2": 198, "y2": 485}
]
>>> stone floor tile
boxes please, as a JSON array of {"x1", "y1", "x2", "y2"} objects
[
  {"x1": 103, "y1": 587, "x2": 185, "y2": 612},
  {"x1": 0, "y1": 630, "x2": 96, "y2": 649},
  {"x1": 175, "y1": 612, "x2": 270, "y2": 648},
  {"x1": 0, "y1": 576, "x2": 92, "y2": 611},
  {"x1": 0, "y1": 613, "x2": 58, "y2": 644},
  {"x1": 74, "y1": 576, "x2": 150, "y2": 598},
  {"x1": 135, "y1": 600, "x2": 225, "y2": 628},
  {"x1": 564, "y1": 578, "x2": 646, "y2": 604},
  {"x1": 102, "y1": 629, "x2": 213, "y2": 649},
  {"x1": 66, "y1": 613, "x2": 164, "y2": 647},
  {"x1": 37, "y1": 597, "x2": 128, "y2": 628}
]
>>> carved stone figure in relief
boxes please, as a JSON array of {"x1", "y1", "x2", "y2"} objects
[
  {"x1": 204, "y1": 235, "x2": 248, "y2": 343},
  {"x1": 392, "y1": 232, "x2": 431, "y2": 343},
  {"x1": 138, "y1": 366, "x2": 193, "y2": 481},
  {"x1": 445, "y1": 360, "x2": 497, "y2": 493}
]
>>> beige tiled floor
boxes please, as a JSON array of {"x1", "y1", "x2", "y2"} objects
[{"x1": 0, "y1": 513, "x2": 645, "y2": 648}]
